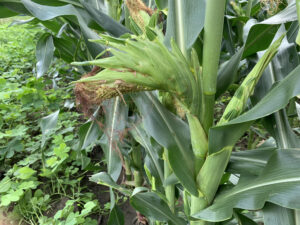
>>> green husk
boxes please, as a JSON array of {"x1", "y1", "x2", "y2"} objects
[
  {"x1": 218, "y1": 34, "x2": 284, "y2": 125},
  {"x1": 72, "y1": 35, "x2": 201, "y2": 114}
]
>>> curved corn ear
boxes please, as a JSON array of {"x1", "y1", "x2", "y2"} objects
[
  {"x1": 187, "y1": 113, "x2": 208, "y2": 173},
  {"x1": 218, "y1": 34, "x2": 285, "y2": 125}
]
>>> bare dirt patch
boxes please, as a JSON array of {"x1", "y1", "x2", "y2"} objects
[{"x1": 0, "y1": 210, "x2": 20, "y2": 225}]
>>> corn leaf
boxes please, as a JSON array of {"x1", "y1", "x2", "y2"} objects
[
  {"x1": 132, "y1": 92, "x2": 198, "y2": 196},
  {"x1": 21, "y1": 0, "x2": 104, "y2": 57},
  {"x1": 194, "y1": 149, "x2": 300, "y2": 222},
  {"x1": 209, "y1": 62, "x2": 300, "y2": 154},
  {"x1": 263, "y1": 203, "x2": 296, "y2": 225},
  {"x1": 90, "y1": 172, "x2": 131, "y2": 195},
  {"x1": 216, "y1": 47, "x2": 244, "y2": 98},
  {"x1": 243, "y1": 1, "x2": 297, "y2": 57},
  {"x1": 219, "y1": 35, "x2": 284, "y2": 125},
  {"x1": 36, "y1": 33, "x2": 54, "y2": 78},
  {"x1": 129, "y1": 120, "x2": 164, "y2": 183},
  {"x1": 164, "y1": 0, "x2": 206, "y2": 50},
  {"x1": 130, "y1": 191, "x2": 186, "y2": 225},
  {"x1": 227, "y1": 147, "x2": 276, "y2": 176},
  {"x1": 100, "y1": 99, "x2": 128, "y2": 182}
]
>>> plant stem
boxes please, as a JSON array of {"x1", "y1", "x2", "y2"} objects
[
  {"x1": 201, "y1": 0, "x2": 226, "y2": 132},
  {"x1": 107, "y1": 0, "x2": 120, "y2": 21},
  {"x1": 246, "y1": 0, "x2": 253, "y2": 17},
  {"x1": 133, "y1": 170, "x2": 143, "y2": 186},
  {"x1": 190, "y1": 196, "x2": 207, "y2": 225},
  {"x1": 164, "y1": 149, "x2": 175, "y2": 212},
  {"x1": 268, "y1": 61, "x2": 300, "y2": 225},
  {"x1": 124, "y1": 157, "x2": 132, "y2": 181},
  {"x1": 175, "y1": 0, "x2": 186, "y2": 57},
  {"x1": 132, "y1": 146, "x2": 143, "y2": 187},
  {"x1": 193, "y1": 3, "x2": 226, "y2": 223},
  {"x1": 297, "y1": 0, "x2": 300, "y2": 45}
]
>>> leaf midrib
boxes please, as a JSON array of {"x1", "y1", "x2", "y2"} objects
[
  {"x1": 132, "y1": 123, "x2": 164, "y2": 182},
  {"x1": 223, "y1": 177, "x2": 300, "y2": 199},
  {"x1": 134, "y1": 194, "x2": 183, "y2": 225},
  {"x1": 146, "y1": 93, "x2": 192, "y2": 171},
  {"x1": 108, "y1": 97, "x2": 119, "y2": 176}
]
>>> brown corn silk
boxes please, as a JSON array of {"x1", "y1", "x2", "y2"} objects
[
  {"x1": 260, "y1": 0, "x2": 282, "y2": 14},
  {"x1": 74, "y1": 0, "x2": 154, "y2": 116},
  {"x1": 126, "y1": 0, "x2": 153, "y2": 30}
]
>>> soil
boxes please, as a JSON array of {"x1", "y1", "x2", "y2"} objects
[{"x1": 0, "y1": 210, "x2": 20, "y2": 225}]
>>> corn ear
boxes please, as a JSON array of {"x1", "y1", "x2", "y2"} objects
[
  {"x1": 72, "y1": 35, "x2": 201, "y2": 113},
  {"x1": 187, "y1": 113, "x2": 208, "y2": 173},
  {"x1": 218, "y1": 34, "x2": 284, "y2": 125}
]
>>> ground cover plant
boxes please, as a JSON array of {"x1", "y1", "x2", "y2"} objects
[
  {"x1": 1, "y1": 0, "x2": 300, "y2": 225},
  {"x1": 0, "y1": 21, "x2": 116, "y2": 224}
]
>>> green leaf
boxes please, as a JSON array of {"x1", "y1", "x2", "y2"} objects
[
  {"x1": 100, "y1": 98, "x2": 128, "y2": 182},
  {"x1": 40, "y1": 110, "x2": 59, "y2": 147},
  {"x1": 78, "y1": 120, "x2": 102, "y2": 150},
  {"x1": 164, "y1": 0, "x2": 206, "y2": 50},
  {"x1": 81, "y1": 201, "x2": 97, "y2": 216},
  {"x1": 0, "y1": 4, "x2": 18, "y2": 18},
  {"x1": 0, "y1": 177, "x2": 11, "y2": 193},
  {"x1": 15, "y1": 167, "x2": 36, "y2": 180},
  {"x1": 132, "y1": 92, "x2": 198, "y2": 196},
  {"x1": 18, "y1": 180, "x2": 39, "y2": 190},
  {"x1": 163, "y1": 173, "x2": 179, "y2": 187},
  {"x1": 21, "y1": 0, "x2": 103, "y2": 57},
  {"x1": 227, "y1": 147, "x2": 277, "y2": 176},
  {"x1": 243, "y1": 2, "x2": 297, "y2": 57},
  {"x1": 0, "y1": 2, "x2": 29, "y2": 15},
  {"x1": 243, "y1": 20, "x2": 280, "y2": 58},
  {"x1": 263, "y1": 203, "x2": 296, "y2": 225},
  {"x1": 36, "y1": 33, "x2": 54, "y2": 78},
  {"x1": 216, "y1": 47, "x2": 244, "y2": 98},
  {"x1": 233, "y1": 210, "x2": 258, "y2": 225},
  {"x1": 0, "y1": 189, "x2": 24, "y2": 206},
  {"x1": 90, "y1": 172, "x2": 131, "y2": 195},
  {"x1": 193, "y1": 149, "x2": 300, "y2": 222},
  {"x1": 130, "y1": 191, "x2": 186, "y2": 225},
  {"x1": 218, "y1": 35, "x2": 284, "y2": 125},
  {"x1": 80, "y1": 0, "x2": 129, "y2": 37},
  {"x1": 155, "y1": 0, "x2": 168, "y2": 9},
  {"x1": 54, "y1": 143, "x2": 70, "y2": 159},
  {"x1": 108, "y1": 205, "x2": 124, "y2": 225},
  {"x1": 209, "y1": 53, "x2": 300, "y2": 155},
  {"x1": 53, "y1": 35, "x2": 84, "y2": 63},
  {"x1": 65, "y1": 213, "x2": 77, "y2": 225},
  {"x1": 254, "y1": 27, "x2": 300, "y2": 149},
  {"x1": 130, "y1": 120, "x2": 164, "y2": 183},
  {"x1": 46, "y1": 156, "x2": 58, "y2": 167}
]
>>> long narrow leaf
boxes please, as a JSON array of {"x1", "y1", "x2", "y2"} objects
[
  {"x1": 164, "y1": 0, "x2": 205, "y2": 50},
  {"x1": 21, "y1": 0, "x2": 103, "y2": 57},
  {"x1": 130, "y1": 191, "x2": 186, "y2": 225},
  {"x1": 130, "y1": 120, "x2": 164, "y2": 183},
  {"x1": 132, "y1": 92, "x2": 198, "y2": 196},
  {"x1": 209, "y1": 45, "x2": 300, "y2": 155},
  {"x1": 194, "y1": 149, "x2": 300, "y2": 222},
  {"x1": 100, "y1": 98, "x2": 128, "y2": 182},
  {"x1": 36, "y1": 33, "x2": 54, "y2": 78}
]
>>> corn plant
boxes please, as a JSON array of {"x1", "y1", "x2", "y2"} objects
[{"x1": 2, "y1": 0, "x2": 300, "y2": 224}]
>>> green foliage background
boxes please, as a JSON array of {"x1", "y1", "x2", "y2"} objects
[{"x1": 0, "y1": 20, "x2": 111, "y2": 224}]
